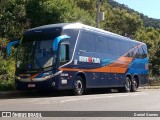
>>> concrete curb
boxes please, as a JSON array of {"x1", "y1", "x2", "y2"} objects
[
  {"x1": 0, "y1": 91, "x2": 25, "y2": 98},
  {"x1": 143, "y1": 86, "x2": 160, "y2": 89}
]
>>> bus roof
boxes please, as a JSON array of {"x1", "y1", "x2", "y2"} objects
[{"x1": 26, "y1": 23, "x2": 144, "y2": 45}]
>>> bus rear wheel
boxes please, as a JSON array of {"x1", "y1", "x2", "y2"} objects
[
  {"x1": 124, "y1": 77, "x2": 131, "y2": 92},
  {"x1": 131, "y1": 77, "x2": 138, "y2": 92},
  {"x1": 73, "y1": 76, "x2": 84, "y2": 95}
]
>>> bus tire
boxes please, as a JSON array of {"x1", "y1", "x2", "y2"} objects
[
  {"x1": 119, "y1": 77, "x2": 131, "y2": 93},
  {"x1": 73, "y1": 76, "x2": 84, "y2": 95},
  {"x1": 131, "y1": 77, "x2": 138, "y2": 92},
  {"x1": 124, "y1": 77, "x2": 131, "y2": 92}
]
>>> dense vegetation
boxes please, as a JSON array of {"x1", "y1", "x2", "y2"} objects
[
  {"x1": 107, "y1": 0, "x2": 160, "y2": 29},
  {"x1": 0, "y1": 0, "x2": 160, "y2": 90}
]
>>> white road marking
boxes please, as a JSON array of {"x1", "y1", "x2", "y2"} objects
[{"x1": 60, "y1": 92, "x2": 147, "y2": 103}]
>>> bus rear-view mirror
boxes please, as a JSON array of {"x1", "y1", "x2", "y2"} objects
[
  {"x1": 53, "y1": 35, "x2": 70, "y2": 52},
  {"x1": 7, "y1": 40, "x2": 20, "y2": 55}
]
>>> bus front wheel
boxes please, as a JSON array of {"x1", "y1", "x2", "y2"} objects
[{"x1": 73, "y1": 76, "x2": 84, "y2": 95}]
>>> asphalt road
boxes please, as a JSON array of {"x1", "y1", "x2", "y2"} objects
[{"x1": 0, "y1": 89, "x2": 160, "y2": 120}]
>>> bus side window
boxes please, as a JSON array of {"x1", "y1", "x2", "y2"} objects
[
  {"x1": 142, "y1": 45, "x2": 148, "y2": 58},
  {"x1": 138, "y1": 46, "x2": 144, "y2": 59},
  {"x1": 78, "y1": 30, "x2": 94, "y2": 53},
  {"x1": 119, "y1": 40, "x2": 129, "y2": 56},
  {"x1": 107, "y1": 38, "x2": 119, "y2": 57},
  {"x1": 59, "y1": 42, "x2": 69, "y2": 65},
  {"x1": 134, "y1": 49, "x2": 141, "y2": 59},
  {"x1": 95, "y1": 36, "x2": 107, "y2": 54}
]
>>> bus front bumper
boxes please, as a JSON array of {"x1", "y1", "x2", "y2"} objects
[{"x1": 15, "y1": 78, "x2": 57, "y2": 91}]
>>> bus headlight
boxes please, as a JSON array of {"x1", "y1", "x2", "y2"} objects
[
  {"x1": 44, "y1": 75, "x2": 52, "y2": 79},
  {"x1": 43, "y1": 71, "x2": 63, "y2": 79},
  {"x1": 15, "y1": 76, "x2": 21, "y2": 80}
]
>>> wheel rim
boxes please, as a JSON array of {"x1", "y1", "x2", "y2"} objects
[
  {"x1": 75, "y1": 80, "x2": 83, "y2": 94},
  {"x1": 132, "y1": 79, "x2": 138, "y2": 91},
  {"x1": 125, "y1": 77, "x2": 131, "y2": 91}
]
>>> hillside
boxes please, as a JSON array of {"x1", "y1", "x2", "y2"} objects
[{"x1": 107, "y1": 0, "x2": 160, "y2": 29}]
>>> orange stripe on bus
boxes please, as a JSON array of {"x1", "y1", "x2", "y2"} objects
[
  {"x1": 29, "y1": 73, "x2": 40, "y2": 79},
  {"x1": 60, "y1": 56, "x2": 133, "y2": 73}
]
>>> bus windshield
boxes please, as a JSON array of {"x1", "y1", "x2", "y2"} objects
[{"x1": 16, "y1": 40, "x2": 56, "y2": 70}]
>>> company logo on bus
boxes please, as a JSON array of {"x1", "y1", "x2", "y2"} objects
[
  {"x1": 79, "y1": 56, "x2": 100, "y2": 64},
  {"x1": 28, "y1": 64, "x2": 32, "y2": 69}
]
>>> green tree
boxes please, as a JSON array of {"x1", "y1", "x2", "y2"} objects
[
  {"x1": 73, "y1": 0, "x2": 97, "y2": 18},
  {"x1": 26, "y1": 0, "x2": 95, "y2": 28},
  {"x1": 0, "y1": 0, "x2": 29, "y2": 39},
  {"x1": 103, "y1": 8, "x2": 143, "y2": 36}
]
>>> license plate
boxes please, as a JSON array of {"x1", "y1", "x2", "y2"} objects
[{"x1": 28, "y1": 84, "x2": 35, "y2": 88}]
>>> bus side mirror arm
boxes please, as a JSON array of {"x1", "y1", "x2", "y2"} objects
[
  {"x1": 53, "y1": 35, "x2": 70, "y2": 52},
  {"x1": 7, "y1": 40, "x2": 20, "y2": 55}
]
